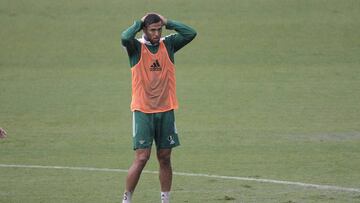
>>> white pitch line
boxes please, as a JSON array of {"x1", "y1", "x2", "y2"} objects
[{"x1": 0, "y1": 164, "x2": 359, "y2": 193}]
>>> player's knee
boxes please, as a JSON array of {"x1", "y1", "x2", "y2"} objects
[
  {"x1": 135, "y1": 154, "x2": 150, "y2": 166},
  {"x1": 158, "y1": 154, "x2": 171, "y2": 166}
]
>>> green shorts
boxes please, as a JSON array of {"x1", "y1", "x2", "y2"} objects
[{"x1": 132, "y1": 110, "x2": 180, "y2": 150}]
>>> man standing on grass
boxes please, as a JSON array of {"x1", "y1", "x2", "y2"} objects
[{"x1": 121, "y1": 13, "x2": 196, "y2": 203}]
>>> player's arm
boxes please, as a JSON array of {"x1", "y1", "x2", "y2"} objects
[
  {"x1": 121, "y1": 20, "x2": 142, "y2": 56},
  {"x1": 165, "y1": 20, "x2": 197, "y2": 52}
]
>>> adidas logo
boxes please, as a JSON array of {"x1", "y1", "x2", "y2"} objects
[{"x1": 150, "y1": 60, "x2": 162, "y2": 71}]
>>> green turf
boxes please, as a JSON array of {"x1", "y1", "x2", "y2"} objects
[{"x1": 1, "y1": 0, "x2": 360, "y2": 202}]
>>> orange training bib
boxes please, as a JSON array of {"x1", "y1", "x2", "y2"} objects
[{"x1": 130, "y1": 41, "x2": 178, "y2": 113}]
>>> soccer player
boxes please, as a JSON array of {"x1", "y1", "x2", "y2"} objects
[{"x1": 121, "y1": 13, "x2": 196, "y2": 203}]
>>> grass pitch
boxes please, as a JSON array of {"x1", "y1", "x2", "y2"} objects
[{"x1": 1, "y1": 0, "x2": 360, "y2": 202}]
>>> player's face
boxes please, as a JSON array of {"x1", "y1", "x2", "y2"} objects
[{"x1": 144, "y1": 21, "x2": 163, "y2": 44}]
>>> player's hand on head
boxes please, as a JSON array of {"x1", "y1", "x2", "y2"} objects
[
  {"x1": 141, "y1": 14, "x2": 148, "y2": 22},
  {"x1": 0, "y1": 128, "x2": 7, "y2": 139},
  {"x1": 156, "y1": 13, "x2": 167, "y2": 25}
]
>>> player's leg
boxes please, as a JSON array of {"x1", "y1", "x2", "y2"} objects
[
  {"x1": 123, "y1": 149, "x2": 151, "y2": 202},
  {"x1": 123, "y1": 111, "x2": 154, "y2": 202},
  {"x1": 157, "y1": 149, "x2": 172, "y2": 192},
  {"x1": 154, "y1": 110, "x2": 180, "y2": 203},
  {"x1": 127, "y1": 110, "x2": 155, "y2": 193},
  {"x1": 125, "y1": 148, "x2": 151, "y2": 193}
]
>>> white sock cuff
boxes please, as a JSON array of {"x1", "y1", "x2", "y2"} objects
[
  {"x1": 161, "y1": 191, "x2": 170, "y2": 202},
  {"x1": 123, "y1": 191, "x2": 132, "y2": 203}
]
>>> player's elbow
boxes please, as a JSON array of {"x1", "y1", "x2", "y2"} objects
[
  {"x1": 188, "y1": 29, "x2": 197, "y2": 41},
  {"x1": 121, "y1": 31, "x2": 131, "y2": 46},
  {"x1": 191, "y1": 31, "x2": 197, "y2": 39}
]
